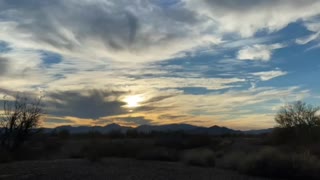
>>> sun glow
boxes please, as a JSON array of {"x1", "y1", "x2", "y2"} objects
[{"x1": 123, "y1": 95, "x2": 144, "y2": 108}]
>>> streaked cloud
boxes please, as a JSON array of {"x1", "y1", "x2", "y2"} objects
[
  {"x1": 0, "y1": 0, "x2": 320, "y2": 130},
  {"x1": 237, "y1": 44, "x2": 284, "y2": 61},
  {"x1": 185, "y1": 0, "x2": 320, "y2": 37},
  {"x1": 251, "y1": 70, "x2": 288, "y2": 81}
]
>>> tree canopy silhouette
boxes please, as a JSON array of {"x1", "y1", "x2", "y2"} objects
[
  {"x1": 275, "y1": 101, "x2": 320, "y2": 128},
  {"x1": 0, "y1": 94, "x2": 44, "y2": 151}
]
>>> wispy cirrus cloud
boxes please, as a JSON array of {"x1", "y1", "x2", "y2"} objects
[
  {"x1": 237, "y1": 44, "x2": 284, "y2": 61},
  {"x1": 251, "y1": 70, "x2": 288, "y2": 81},
  {"x1": 185, "y1": 0, "x2": 320, "y2": 37},
  {"x1": 296, "y1": 20, "x2": 320, "y2": 49},
  {"x1": 0, "y1": 0, "x2": 319, "y2": 130}
]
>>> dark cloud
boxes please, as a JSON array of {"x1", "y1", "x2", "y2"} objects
[
  {"x1": 0, "y1": 0, "x2": 203, "y2": 54},
  {"x1": 46, "y1": 90, "x2": 127, "y2": 119},
  {"x1": 117, "y1": 116, "x2": 152, "y2": 125},
  {"x1": 202, "y1": 0, "x2": 311, "y2": 11},
  {"x1": 0, "y1": 57, "x2": 9, "y2": 75},
  {"x1": 145, "y1": 95, "x2": 174, "y2": 103},
  {"x1": 203, "y1": 0, "x2": 270, "y2": 10},
  {"x1": 0, "y1": 0, "x2": 141, "y2": 50},
  {"x1": 133, "y1": 95, "x2": 174, "y2": 113},
  {"x1": 135, "y1": 105, "x2": 171, "y2": 112},
  {"x1": 0, "y1": 88, "x2": 177, "y2": 122},
  {"x1": 158, "y1": 114, "x2": 187, "y2": 120},
  {"x1": 44, "y1": 118, "x2": 73, "y2": 124}
]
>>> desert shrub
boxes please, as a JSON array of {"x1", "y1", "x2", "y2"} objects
[
  {"x1": 219, "y1": 147, "x2": 320, "y2": 179},
  {"x1": 181, "y1": 148, "x2": 215, "y2": 167},
  {"x1": 155, "y1": 136, "x2": 185, "y2": 149},
  {"x1": 106, "y1": 130, "x2": 125, "y2": 138},
  {"x1": 242, "y1": 148, "x2": 320, "y2": 179},
  {"x1": 0, "y1": 94, "x2": 44, "y2": 151},
  {"x1": 137, "y1": 147, "x2": 179, "y2": 161},
  {"x1": 43, "y1": 137, "x2": 63, "y2": 152},
  {"x1": 155, "y1": 135, "x2": 213, "y2": 150},
  {"x1": 81, "y1": 140, "x2": 109, "y2": 162},
  {"x1": 126, "y1": 129, "x2": 140, "y2": 138},
  {"x1": 271, "y1": 127, "x2": 320, "y2": 146},
  {"x1": 217, "y1": 151, "x2": 247, "y2": 170},
  {"x1": 239, "y1": 147, "x2": 291, "y2": 177},
  {"x1": 308, "y1": 143, "x2": 320, "y2": 157},
  {"x1": 80, "y1": 140, "x2": 150, "y2": 161},
  {"x1": 57, "y1": 129, "x2": 70, "y2": 140},
  {"x1": 275, "y1": 101, "x2": 320, "y2": 128},
  {"x1": 210, "y1": 138, "x2": 233, "y2": 151},
  {"x1": 0, "y1": 149, "x2": 13, "y2": 163},
  {"x1": 272, "y1": 101, "x2": 320, "y2": 146},
  {"x1": 183, "y1": 135, "x2": 212, "y2": 149}
]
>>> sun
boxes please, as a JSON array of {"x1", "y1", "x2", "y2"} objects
[{"x1": 123, "y1": 95, "x2": 144, "y2": 108}]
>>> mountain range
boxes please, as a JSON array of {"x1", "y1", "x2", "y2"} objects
[{"x1": 45, "y1": 123, "x2": 273, "y2": 135}]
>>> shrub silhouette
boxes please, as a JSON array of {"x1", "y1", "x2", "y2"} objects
[
  {"x1": 137, "y1": 147, "x2": 178, "y2": 162},
  {"x1": 0, "y1": 94, "x2": 44, "y2": 151},
  {"x1": 275, "y1": 101, "x2": 320, "y2": 128},
  {"x1": 241, "y1": 148, "x2": 320, "y2": 179},
  {"x1": 57, "y1": 129, "x2": 70, "y2": 140},
  {"x1": 218, "y1": 147, "x2": 320, "y2": 179},
  {"x1": 181, "y1": 148, "x2": 215, "y2": 167},
  {"x1": 273, "y1": 101, "x2": 320, "y2": 145}
]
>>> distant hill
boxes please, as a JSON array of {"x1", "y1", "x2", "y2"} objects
[
  {"x1": 136, "y1": 124, "x2": 198, "y2": 133},
  {"x1": 243, "y1": 128, "x2": 274, "y2": 135},
  {"x1": 45, "y1": 123, "x2": 272, "y2": 135},
  {"x1": 191, "y1": 125, "x2": 242, "y2": 135},
  {"x1": 49, "y1": 123, "x2": 132, "y2": 134}
]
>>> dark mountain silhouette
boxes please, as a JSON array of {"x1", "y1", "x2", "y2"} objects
[
  {"x1": 137, "y1": 124, "x2": 198, "y2": 133},
  {"x1": 191, "y1": 125, "x2": 242, "y2": 135},
  {"x1": 44, "y1": 123, "x2": 132, "y2": 134},
  {"x1": 244, "y1": 128, "x2": 274, "y2": 135},
  {"x1": 45, "y1": 123, "x2": 272, "y2": 135}
]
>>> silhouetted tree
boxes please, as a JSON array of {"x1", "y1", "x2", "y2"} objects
[
  {"x1": 0, "y1": 94, "x2": 44, "y2": 151},
  {"x1": 275, "y1": 101, "x2": 320, "y2": 128}
]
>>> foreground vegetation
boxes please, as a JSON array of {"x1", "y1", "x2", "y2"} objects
[
  {"x1": 1, "y1": 97, "x2": 320, "y2": 179},
  {"x1": 1, "y1": 129, "x2": 320, "y2": 179}
]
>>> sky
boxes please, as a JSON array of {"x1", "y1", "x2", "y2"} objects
[{"x1": 0, "y1": 0, "x2": 320, "y2": 130}]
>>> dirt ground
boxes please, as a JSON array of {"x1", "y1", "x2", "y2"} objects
[{"x1": 0, "y1": 158, "x2": 270, "y2": 180}]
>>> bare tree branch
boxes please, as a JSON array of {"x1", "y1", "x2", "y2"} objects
[{"x1": 0, "y1": 94, "x2": 44, "y2": 151}]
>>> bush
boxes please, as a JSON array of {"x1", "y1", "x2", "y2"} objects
[
  {"x1": 106, "y1": 130, "x2": 125, "y2": 138},
  {"x1": 0, "y1": 149, "x2": 13, "y2": 163},
  {"x1": 155, "y1": 136, "x2": 185, "y2": 149},
  {"x1": 137, "y1": 147, "x2": 178, "y2": 161},
  {"x1": 126, "y1": 129, "x2": 140, "y2": 138},
  {"x1": 218, "y1": 151, "x2": 247, "y2": 170},
  {"x1": 80, "y1": 140, "x2": 150, "y2": 161},
  {"x1": 218, "y1": 147, "x2": 320, "y2": 179},
  {"x1": 0, "y1": 94, "x2": 44, "y2": 151},
  {"x1": 181, "y1": 148, "x2": 215, "y2": 167},
  {"x1": 155, "y1": 135, "x2": 213, "y2": 149},
  {"x1": 57, "y1": 129, "x2": 70, "y2": 140},
  {"x1": 243, "y1": 148, "x2": 320, "y2": 179},
  {"x1": 271, "y1": 127, "x2": 320, "y2": 146},
  {"x1": 43, "y1": 137, "x2": 63, "y2": 152},
  {"x1": 184, "y1": 135, "x2": 213, "y2": 149},
  {"x1": 275, "y1": 101, "x2": 320, "y2": 128}
]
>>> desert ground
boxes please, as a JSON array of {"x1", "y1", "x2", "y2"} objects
[{"x1": 0, "y1": 158, "x2": 270, "y2": 180}]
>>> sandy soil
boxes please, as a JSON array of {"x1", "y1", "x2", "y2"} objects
[{"x1": 0, "y1": 158, "x2": 270, "y2": 180}]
